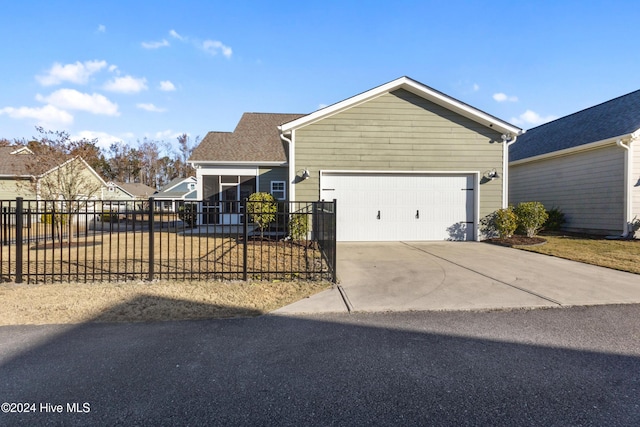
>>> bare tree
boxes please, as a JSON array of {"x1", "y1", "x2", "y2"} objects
[{"x1": 24, "y1": 128, "x2": 106, "y2": 243}]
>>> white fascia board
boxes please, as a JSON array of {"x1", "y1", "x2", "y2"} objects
[
  {"x1": 190, "y1": 161, "x2": 286, "y2": 167},
  {"x1": 509, "y1": 133, "x2": 636, "y2": 166},
  {"x1": 320, "y1": 169, "x2": 480, "y2": 176},
  {"x1": 281, "y1": 76, "x2": 522, "y2": 136},
  {"x1": 197, "y1": 166, "x2": 260, "y2": 176}
]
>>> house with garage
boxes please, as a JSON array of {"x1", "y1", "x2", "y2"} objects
[
  {"x1": 189, "y1": 76, "x2": 523, "y2": 241},
  {"x1": 509, "y1": 89, "x2": 640, "y2": 237}
]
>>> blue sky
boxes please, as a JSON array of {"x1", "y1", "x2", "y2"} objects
[{"x1": 1, "y1": 0, "x2": 638, "y2": 152}]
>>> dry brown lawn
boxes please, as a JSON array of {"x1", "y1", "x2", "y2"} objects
[
  {"x1": 2, "y1": 230, "x2": 328, "y2": 283},
  {"x1": 0, "y1": 280, "x2": 331, "y2": 325},
  {"x1": 515, "y1": 234, "x2": 640, "y2": 274}
]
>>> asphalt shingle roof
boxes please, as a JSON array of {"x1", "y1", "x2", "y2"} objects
[
  {"x1": 189, "y1": 113, "x2": 305, "y2": 163},
  {"x1": 510, "y1": 89, "x2": 640, "y2": 162},
  {"x1": 115, "y1": 182, "x2": 156, "y2": 198},
  {"x1": 0, "y1": 146, "x2": 62, "y2": 176}
]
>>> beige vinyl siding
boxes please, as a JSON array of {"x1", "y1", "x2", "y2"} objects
[
  {"x1": 632, "y1": 143, "x2": 640, "y2": 224},
  {"x1": 293, "y1": 88, "x2": 504, "y2": 217},
  {"x1": 510, "y1": 145, "x2": 624, "y2": 235},
  {"x1": 0, "y1": 178, "x2": 35, "y2": 199}
]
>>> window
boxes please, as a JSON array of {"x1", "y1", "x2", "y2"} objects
[{"x1": 270, "y1": 181, "x2": 286, "y2": 200}]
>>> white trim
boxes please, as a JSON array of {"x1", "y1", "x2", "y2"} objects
[
  {"x1": 270, "y1": 180, "x2": 286, "y2": 200},
  {"x1": 510, "y1": 133, "x2": 636, "y2": 166},
  {"x1": 196, "y1": 166, "x2": 259, "y2": 176},
  {"x1": 281, "y1": 76, "x2": 522, "y2": 136},
  {"x1": 190, "y1": 161, "x2": 286, "y2": 167}
]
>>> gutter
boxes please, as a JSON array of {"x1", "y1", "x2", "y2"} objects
[
  {"x1": 502, "y1": 133, "x2": 519, "y2": 208},
  {"x1": 278, "y1": 127, "x2": 295, "y2": 201},
  {"x1": 616, "y1": 138, "x2": 632, "y2": 238}
]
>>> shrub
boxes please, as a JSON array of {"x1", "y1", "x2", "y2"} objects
[
  {"x1": 289, "y1": 213, "x2": 309, "y2": 240},
  {"x1": 515, "y1": 201, "x2": 548, "y2": 237},
  {"x1": 544, "y1": 207, "x2": 566, "y2": 231},
  {"x1": 41, "y1": 212, "x2": 68, "y2": 225},
  {"x1": 480, "y1": 207, "x2": 517, "y2": 239},
  {"x1": 178, "y1": 203, "x2": 197, "y2": 228},
  {"x1": 246, "y1": 192, "x2": 277, "y2": 237},
  {"x1": 100, "y1": 212, "x2": 118, "y2": 223},
  {"x1": 494, "y1": 206, "x2": 518, "y2": 239}
]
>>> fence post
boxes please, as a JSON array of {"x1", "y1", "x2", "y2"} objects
[
  {"x1": 243, "y1": 199, "x2": 248, "y2": 281},
  {"x1": 15, "y1": 197, "x2": 23, "y2": 284},
  {"x1": 148, "y1": 197, "x2": 154, "y2": 281},
  {"x1": 332, "y1": 199, "x2": 337, "y2": 283}
]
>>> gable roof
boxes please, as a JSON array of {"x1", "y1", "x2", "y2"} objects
[
  {"x1": 154, "y1": 176, "x2": 197, "y2": 199},
  {"x1": 0, "y1": 146, "x2": 40, "y2": 176},
  {"x1": 279, "y1": 76, "x2": 523, "y2": 136},
  {"x1": 510, "y1": 89, "x2": 640, "y2": 162},
  {"x1": 113, "y1": 182, "x2": 156, "y2": 198},
  {"x1": 189, "y1": 113, "x2": 305, "y2": 164}
]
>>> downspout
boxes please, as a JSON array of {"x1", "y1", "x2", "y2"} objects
[
  {"x1": 502, "y1": 134, "x2": 518, "y2": 209},
  {"x1": 616, "y1": 138, "x2": 632, "y2": 238},
  {"x1": 278, "y1": 127, "x2": 294, "y2": 201}
]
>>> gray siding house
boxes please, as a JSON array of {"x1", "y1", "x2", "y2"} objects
[
  {"x1": 190, "y1": 76, "x2": 522, "y2": 241},
  {"x1": 509, "y1": 89, "x2": 640, "y2": 237}
]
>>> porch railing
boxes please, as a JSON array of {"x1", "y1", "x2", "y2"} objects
[{"x1": 0, "y1": 198, "x2": 336, "y2": 284}]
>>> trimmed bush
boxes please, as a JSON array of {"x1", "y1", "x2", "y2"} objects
[
  {"x1": 494, "y1": 206, "x2": 518, "y2": 239},
  {"x1": 289, "y1": 213, "x2": 309, "y2": 240},
  {"x1": 246, "y1": 192, "x2": 277, "y2": 237},
  {"x1": 515, "y1": 202, "x2": 548, "y2": 237}
]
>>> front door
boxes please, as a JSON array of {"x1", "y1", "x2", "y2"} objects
[{"x1": 220, "y1": 184, "x2": 241, "y2": 224}]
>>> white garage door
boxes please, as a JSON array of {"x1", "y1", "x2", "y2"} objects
[{"x1": 320, "y1": 173, "x2": 475, "y2": 241}]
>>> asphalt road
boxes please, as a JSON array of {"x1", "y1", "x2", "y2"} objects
[{"x1": 1, "y1": 305, "x2": 639, "y2": 426}]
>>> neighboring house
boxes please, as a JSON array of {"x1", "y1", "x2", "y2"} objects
[
  {"x1": 510, "y1": 89, "x2": 640, "y2": 237},
  {"x1": 153, "y1": 176, "x2": 197, "y2": 212},
  {"x1": 102, "y1": 181, "x2": 157, "y2": 210},
  {"x1": 190, "y1": 76, "x2": 522, "y2": 241},
  {"x1": 0, "y1": 146, "x2": 106, "y2": 201}
]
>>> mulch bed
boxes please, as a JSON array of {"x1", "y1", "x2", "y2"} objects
[{"x1": 484, "y1": 235, "x2": 547, "y2": 247}]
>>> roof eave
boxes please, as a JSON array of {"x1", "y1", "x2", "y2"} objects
[
  {"x1": 280, "y1": 76, "x2": 522, "y2": 136},
  {"x1": 510, "y1": 132, "x2": 638, "y2": 166},
  {"x1": 189, "y1": 160, "x2": 287, "y2": 167}
]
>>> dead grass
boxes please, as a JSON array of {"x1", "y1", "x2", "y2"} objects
[
  {"x1": 515, "y1": 234, "x2": 640, "y2": 274},
  {"x1": 0, "y1": 280, "x2": 331, "y2": 325}
]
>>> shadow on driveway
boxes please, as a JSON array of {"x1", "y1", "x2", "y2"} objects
[{"x1": 1, "y1": 297, "x2": 640, "y2": 425}]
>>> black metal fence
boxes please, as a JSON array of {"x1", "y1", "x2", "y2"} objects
[{"x1": 0, "y1": 198, "x2": 336, "y2": 284}]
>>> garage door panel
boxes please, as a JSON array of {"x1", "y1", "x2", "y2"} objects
[{"x1": 321, "y1": 173, "x2": 475, "y2": 242}]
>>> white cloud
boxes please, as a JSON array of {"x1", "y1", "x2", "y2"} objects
[
  {"x1": 152, "y1": 129, "x2": 181, "y2": 140},
  {"x1": 97, "y1": 24, "x2": 106, "y2": 33},
  {"x1": 169, "y1": 29, "x2": 185, "y2": 41},
  {"x1": 0, "y1": 105, "x2": 74, "y2": 127},
  {"x1": 202, "y1": 40, "x2": 232, "y2": 58},
  {"x1": 36, "y1": 60, "x2": 108, "y2": 86},
  {"x1": 103, "y1": 76, "x2": 148, "y2": 94},
  {"x1": 318, "y1": 103, "x2": 328, "y2": 109},
  {"x1": 493, "y1": 92, "x2": 518, "y2": 102},
  {"x1": 159, "y1": 80, "x2": 176, "y2": 91},
  {"x1": 511, "y1": 110, "x2": 557, "y2": 126},
  {"x1": 37, "y1": 89, "x2": 119, "y2": 116},
  {"x1": 108, "y1": 65, "x2": 119, "y2": 73},
  {"x1": 473, "y1": 83, "x2": 480, "y2": 92},
  {"x1": 72, "y1": 130, "x2": 124, "y2": 149},
  {"x1": 142, "y1": 39, "x2": 170, "y2": 49},
  {"x1": 137, "y1": 103, "x2": 166, "y2": 112}
]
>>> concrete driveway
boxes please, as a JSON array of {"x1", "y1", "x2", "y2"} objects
[{"x1": 275, "y1": 242, "x2": 640, "y2": 314}]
